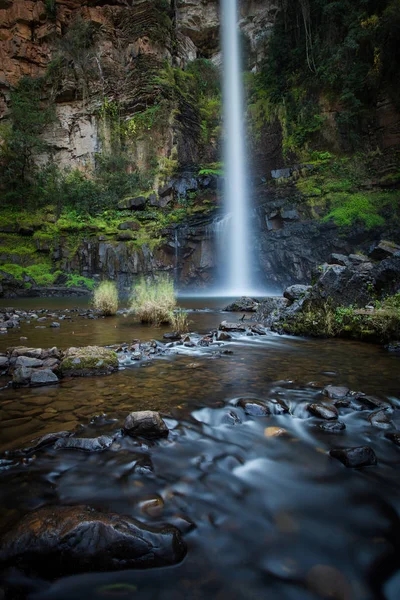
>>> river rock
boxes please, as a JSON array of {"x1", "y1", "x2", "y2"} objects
[
  {"x1": 283, "y1": 285, "x2": 312, "y2": 303},
  {"x1": 237, "y1": 399, "x2": 270, "y2": 417},
  {"x1": 15, "y1": 356, "x2": 43, "y2": 368},
  {"x1": 217, "y1": 331, "x2": 232, "y2": 341},
  {"x1": 54, "y1": 436, "x2": 114, "y2": 452},
  {"x1": 0, "y1": 505, "x2": 186, "y2": 576},
  {"x1": 50, "y1": 321, "x2": 60, "y2": 328},
  {"x1": 224, "y1": 297, "x2": 259, "y2": 312},
  {"x1": 61, "y1": 346, "x2": 118, "y2": 377},
  {"x1": 124, "y1": 411, "x2": 169, "y2": 439},
  {"x1": 12, "y1": 366, "x2": 33, "y2": 386},
  {"x1": 318, "y1": 421, "x2": 346, "y2": 432},
  {"x1": 330, "y1": 446, "x2": 377, "y2": 468},
  {"x1": 368, "y1": 409, "x2": 394, "y2": 429},
  {"x1": 308, "y1": 403, "x2": 338, "y2": 420},
  {"x1": 250, "y1": 324, "x2": 267, "y2": 335},
  {"x1": 7, "y1": 431, "x2": 73, "y2": 457},
  {"x1": 385, "y1": 432, "x2": 400, "y2": 446},
  {"x1": 29, "y1": 369, "x2": 59, "y2": 387},
  {"x1": 219, "y1": 321, "x2": 246, "y2": 332},
  {"x1": 0, "y1": 356, "x2": 9, "y2": 369},
  {"x1": 323, "y1": 385, "x2": 350, "y2": 400}
]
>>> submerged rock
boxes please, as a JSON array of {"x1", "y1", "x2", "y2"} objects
[
  {"x1": 0, "y1": 505, "x2": 187, "y2": 576},
  {"x1": 237, "y1": 399, "x2": 270, "y2": 417},
  {"x1": 30, "y1": 369, "x2": 59, "y2": 387},
  {"x1": 385, "y1": 432, "x2": 400, "y2": 446},
  {"x1": 330, "y1": 446, "x2": 377, "y2": 468},
  {"x1": 217, "y1": 331, "x2": 232, "y2": 341},
  {"x1": 6, "y1": 431, "x2": 73, "y2": 457},
  {"x1": 368, "y1": 408, "x2": 394, "y2": 429},
  {"x1": 124, "y1": 411, "x2": 169, "y2": 439},
  {"x1": 308, "y1": 403, "x2": 338, "y2": 420},
  {"x1": 54, "y1": 436, "x2": 114, "y2": 452},
  {"x1": 318, "y1": 421, "x2": 346, "y2": 433},
  {"x1": 61, "y1": 346, "x2": 118, "y2": 377}
]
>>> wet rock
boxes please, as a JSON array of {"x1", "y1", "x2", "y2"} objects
[
  {"x1": 217, "y1": 331, "x2": 231, "y2": 341},
  {"x1": 318, "y1": 421, "x2": 346, "y2": 433},
  {"x1": 0, "y1": 505, "x2": 186, "y2": 576},
  {"x1": 50, "y1": 322, "x2": 60, "y2": 328},
  {"x1": 124, "y1": 411, "x2": 169, "y2": 439},
  {"x1": 12, "y1": 366, "x2": 33, "y2": 386},
  {"x1": 224, "y1": 297, "x2": 259, "y2": 312},
  {"x1": 264, "y1": 427, "x2": 288, "y2": 437},
  {"x1": 250, "y1": 324, "x2": 267, "y2": 335},
  {"x1": 385, "y1": 432, "x2": 400, "y2": 446},
  {"x1": 357, "y1": 394, "x2": 391, "y2": 410},
  {"x1": 329, "y1": 253, "x2": 352, "y2": 268},
  {"x1": 386, "y1": 341, "x2": 400, "y2": 353},
  {"x1": 306, "y1": 564, "x2": 353, "y2": 600},
  {"x1": 54, "y1": 436, "x2": 114, "y2": 452},
  {"x1": 237, "y1": 399, "x2": 270, "y2": 417},
  {"x1": 368, "y1": 408, "x2": 394, "y2": 429},
  {"x1": 0, "y1": 356, "x2": 9, "y2": 369},
  {"x1": 163, "y1": 332, "x2": 181, "y2": 341},
  {"x1": 15, "y1": 356, "x2": 43, "y2": 368},
  {"x1": 283, "y1": 285, "x2": 312, "y2": 303},
  {"x1": 323, "y1": 385, "x2": 350, "y2": 400},
  {"x1": 219, "y1": 321, "x2": 246, "y2": 332},
  {"x1": 330, "y1": 446, "x2": 377, "y2": 468},
  {"x1": 369, "y1": 240, "x2": 400, "y2": 261},
  {"x1": 7, "y1": 431, "x2": 72, "y2": 457},
  {"x1": 42, "y1": 357, "x2": 60, "y2": 371},
  {"x1": 61, "y1": 346, "x2": 118, "y2": 377},
  {"x1": 30, "y1": 369, "x2": 59, "y2": 387},
  {"x1": 220, "y1": 410, "x2": 242, "y2": 426},
  {"x1": 255, "y1": 297, "x2": 290, "y2": 325},
  {"x1": 308, "y1": 403, "x2": 338, "y2": 420}
]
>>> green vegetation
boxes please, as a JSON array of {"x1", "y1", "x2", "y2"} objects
[
  {"x1": 170, "y1": 309, "x2": 190, "y2": 334},
  {"x1": 93, "y1": 281, "x2": 119, "y2": 316},
  {"x1": 130, "y1": 275, "x2": 177, "y2": 325},
  {"x1": 248, "y1": 0, "x2": 400, "y2": 157},
  {"x1": 281, "y1": 294, "x2": 400, "y2": 342}
]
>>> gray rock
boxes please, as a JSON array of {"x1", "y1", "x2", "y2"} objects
[
  {"x1": 30, "y1": 369, "x2": 59, "y2": 387},
  {"x1": 329, "y1": 254, "x2": 352, "y2": 267},
  {"x1": 54, "y1": 436, "x2": 114, "y2": 452},
  {"x1": 0, "y1": 505, "x2": 186, "y2": 576},
  {"x1": 124, "y1": 411, "x2": 169, "y2": 439},
  {"x1": 368, "y1": 409, "x2": 394, "y2": 429},
  {"x1": 7, "y1": 431, "x2": 72, "y2": 457},
  {"x1": 330, "y1": 446, "x2": 377, "y2": 468},
  {"x1": 224, "y1": 297, "x2": 259, "y2": 312},
  {"x1": 309, "y1": 264, "x2": 372, "y2": 308},
  {"x1": 15, "y1": 356, "x2": 43, "y2": 368},
  {"x1": 237, "y1": 399, "x2": 270, "y2": 417},
  {"x1": 385, "y1": 432, "x2": 400, "y2": 446},
  {"x1": 323, "y1": 385, "x2": 350, "y2": 400},
  {"x1": 118, "y1": 196, "x2": 147, "y2": 210},
  {"x1": 369, "y1": 241, "x2": 400, "y2": 261},
  {"x1": 308, "y1": 403, "x2": 338, "y2": 420},
  {"x1": 219, "y1": 321, "x2": 246, "y2": 332},
  {"x1": 217, "y1": 331, "x2": 232, "y2": 341},
  {"x1": 12, "y1": 367, "x2": 33, "y2": 386},
  {"x1": 0, "y1": 356, "x2": 9, "y2": 369},
  {"x1": 283, "y1": 285, "x2": 312, "y2": 303},
  {"x1": 50, "y1": 322, "x2": 60, "y2": 328},
  {"x1": 118, "y1": 221, "x2": 140, "y2": 231},
  {"x1": 318, "y1": 421, "x2": 346, "y2": 432}
]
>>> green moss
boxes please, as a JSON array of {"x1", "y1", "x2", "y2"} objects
[
  {"x1": 61, "y1": 346, "x2": 118, "y2": 374},
  {"x1": 323, "y1": 191, "x2": 396, "y2": 229},
  {"x1": 0, "y1": 262, "x2": 58, "y2": 286},
  {"x1": 65, "y1": 274, "x2": 95, "y2": 291}
]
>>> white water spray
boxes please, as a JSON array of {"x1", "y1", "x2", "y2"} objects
[{"x1": 221, "y1": 0, "x2": 252, "y2": 296}]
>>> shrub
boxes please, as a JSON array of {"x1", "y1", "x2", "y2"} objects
[
  {"x1": 130, "y1": 275, "x2": 176, "y2": 325},
  {"x1": 170, "y1": 309, "x2": 190, "y2": 334},
  {"x1": 93, "y1": 281, "x2": 119, "y2": 316}
]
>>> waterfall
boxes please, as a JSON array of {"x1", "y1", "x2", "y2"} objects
[{"x1": 221, "y1": 0, "x2": 252, "y2": 296}]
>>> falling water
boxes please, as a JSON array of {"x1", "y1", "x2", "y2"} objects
[{"x1": 221, "y1": 0, "x2": 252, "y2": 296}]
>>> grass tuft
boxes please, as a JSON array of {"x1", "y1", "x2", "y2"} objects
[
  {"x1": 93, "y1": 281, "x2": 119, "y2": 316},
  {"x1": 130, "y1": 275, "x2": 176, "y2": 325}
]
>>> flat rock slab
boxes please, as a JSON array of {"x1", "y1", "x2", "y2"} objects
[
  {"x1": 323, "y1": 385, "x2": 350, "y2": 400},
  {"x1": 61, "y1": 346, "x2": 118, "y2": 377},
  {"x1": 124, "y1": 411, "x2": 169, "y2": 439},
  {"x1": 54, "y1": 436, "x2": 114, "y2": 452},
  {"x1": 6, "y1": 431, "x2": 73, "y2": 457},
  {"x1": 219, "y1": 321, "x2": 246, "y2": 332},
  {"x1": 0, "y1": 505, "x2": 186, "y2": 576},
  {"x1": 308, "y1": 403, "x2": 338, "y2": 420},
  {"x1": 330, "y1": 446, "x2": 377, "y2": 468},
  {"x1": 30, "y1": 369, "x2": 59, "y2": 387}
]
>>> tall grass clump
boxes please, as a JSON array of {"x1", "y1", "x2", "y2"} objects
[
  {"x1": 170, "y1": 308, "x2": 190, "y2": 334},
  {"x1": 130, "y1": 275, "x2": 176, "y2": 325},
  {"x1": 93, "y1": 280, "x2": 119, "y2": 316}
]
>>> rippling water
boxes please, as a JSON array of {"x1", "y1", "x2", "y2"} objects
[{"x1": 0, "y1": 298, "x2": 399, "y2": 599}]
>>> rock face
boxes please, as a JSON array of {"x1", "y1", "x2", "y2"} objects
[{"x1": 0, "y1": 506, "x2": 187, "y2": 576}]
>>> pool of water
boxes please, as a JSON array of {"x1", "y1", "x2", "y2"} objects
[{"x1": 0, "y1": 298, "x2": 399, "y2": 599}]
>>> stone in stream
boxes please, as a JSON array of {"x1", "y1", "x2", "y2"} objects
[
  {"x1": 385, "y1": 432, "x2": 400, "y2": 446},
  {"x1": 217, "y1": 331, "x2": 231, "y2": 341},
  {"x1": 318, "y1": 421, "x2": 346, "y2": 433},
  {"x1": 15, "y1": 356, "x2": 43, "y2": 368},
  {"x1": 50, "y1": 322, "x2": 60, "y2": 328},
  {"x1": 237, "y1": 399, "x2": 270, "y2": 417},
  {"x1": 368, "y1": 408, "x2": 394, "y2": 429},
  {"x1": 330, "y1": 446, "x2": 377, "y2": 468},
  {"x1": 163, "y1": 332, "x2": 181, "y2": 341},
  {"x1": 124, "y1": 411, "x2": 169, "y2": 439},
  {"x1": 60, "y1": 346, "x2": 118, "y2": 377},
  {"x1": 54, "y1": 435, "x2": 114, "y2": 452},
  {"x1": 30, "y1": 369, "x2": 59, "y2": 387},
  {"x1": 224, "y1": 297, "x2": 259, "y2": 312},
  {"x1": 250, "y1": 324, "x2": 267, "y2": 335},
  {"x1": 0, "y1": 505, "x2": 187, "y2": 576},
  {"x1": 219, "y1": 321, "x2": 246, "y2": 332},
  {"x1": 6, "y1": 431, "x2": 73, "y2": 457},
  {"x1": 12, "y1": 366, "x2": 33, "y2": 386},
  {"x1": 323, "y1": 385, "x2": 350, "y2": 400},
  {"x1": 0, "y1": 356, "x2": 9, "y2": 369},
  {"x1": 308, "y1": 403, "x2": 338, "y2": 420}
]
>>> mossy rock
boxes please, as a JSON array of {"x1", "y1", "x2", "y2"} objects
[{"x1": 61, "y1": 346, "x2": 118, "y2": 377}]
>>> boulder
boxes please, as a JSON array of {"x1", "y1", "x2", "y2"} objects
[
  {"x1": 283, "y1": 285, "x2": 312, "y2": 303},
  {"x1": 237, "y1": 399, "x2": 270, "y2": 417},
  {"x1": 124, "y1": 411, "x2": 169, "y2": 439},
  {"x1": 219, "y1": 321, "x2": 246, "y2": 332},
  {"x1": 323, "y1": 385, "x2": 350, "y2": 400},
  {"x1": 217, "y1": 331, "x2": 232, "y2": 341},
  {"x1": 374, "y1": 256, "x2": 400, "y2": 295},
  {"x1": 328, "y1": 253, "x2": 352, "y2": 268},
  {"x1": 224, "y1": 297, "x2": 259, "y2": 312},
  {"x1": 61, "y1": 346, "x2": 118, "y2": 377},
  {"x1": 368, "y1": 408, "x2": 394, "y2": 429},
  {"x1": 0, "y1": 356, "x2": 9, "y2": 369},
  {"x1": 0, "y1": 506, "x2": 186, "y2": 576},
  {"x1": 308, "y1": 403, "x2": 338, "y2": 420},
  {"x1": 54, "y1": 436, "x2": 114, "y2": 452},
  {"x1": 118, "y1": 196, "x2": 147, "y2": 210},
  {"x1": 12, "y1": 366, "x2": 33, "y2": 386},
  {"x1": 309, "y1": 264, "x2": 372, "y2": 308},
  {"x1": 255, "y1": 297, "x2": 290, "y2": 325},
  {"x1": 330, "y1": 446, "x2": 377, "y2": 468},
  {"x1": 369, "y1": 240, "x2": 400, "y2": 261},
  {"x1": 15, "y1": 356, "x2": 43, "y2": 368},
  {"x1": 318, "y1": 421, "x2": 346, "y2": 432},
  {"x1": 118, "y1": 221, "x2": 140, "y2": 231},
  {"x1": 30, "y1": 369, "x2": 59, "y2": 387}
]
